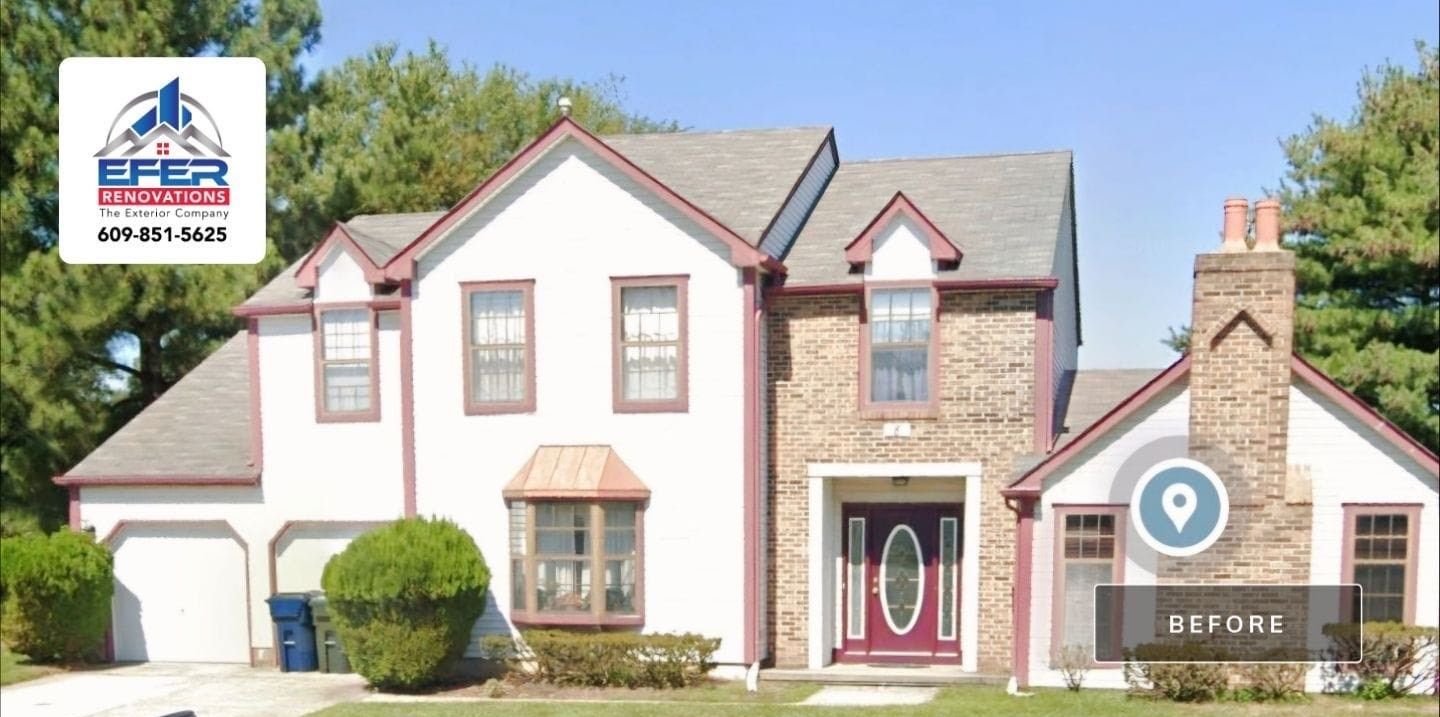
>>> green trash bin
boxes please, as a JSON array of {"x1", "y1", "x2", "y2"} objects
[{"x1": 309, "y1": 593, "x2": 351, "y2": 674}]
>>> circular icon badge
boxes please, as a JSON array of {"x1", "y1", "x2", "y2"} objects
[{"x1": 1129, "y1": 458, "x2": 1229, "y2": 557}]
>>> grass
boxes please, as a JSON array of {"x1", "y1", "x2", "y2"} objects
[
  {"x1": 0, "y1": 644, "x2": 62, "y2": 687},
  {"x1": 460, "y1": 679, "x2": 819, "y2": 704},
  {"x1": 311, "y1": 684, "x2": 1440, "y2": 716}
]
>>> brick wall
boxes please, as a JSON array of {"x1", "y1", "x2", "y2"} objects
[
  {"x1": 1162, "y1": 248, "x2": 1311, "y2": 583},
  {"x1": 765, "y1": 290, "x2": 1039, "y2": 670}
]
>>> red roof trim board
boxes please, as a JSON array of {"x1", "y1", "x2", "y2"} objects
[
  {"x1": 233, "y1": 297, "x2": 400, "y2": 318},
  {"x1": 764, "y1": 276, "x2": 1058, "y2": 298},
  {"x1": 382, "y1": 117, "x2": 772, "y2": 281},
  {"x1": 843, "y1": 192, "x2": 962, "y2": 265},
  {"x1": 294, "y1": 223, "x2": 386, "y2": 289},
  {"x1": 1289, "y1": 354, "x2": 1439, "y2": 474},
  {"x1": 1005, "y1": 353, "x2": 1440, "y2": 496}
]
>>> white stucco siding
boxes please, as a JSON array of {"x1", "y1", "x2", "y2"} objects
[
  {"x1": 81, "y1": 314, "x2": 405, "y2": 652},
  {"x1": 1027, "y1": 384, "x2": 1188, "y2": 688},
  {"x1": 758, "y1": 136, "x2": 835, "y2": 259},
  {"x1": 409, "y1": 138, "x2": 748, "y2": 661},
  {"x1": 314, "y1": 246, "x2": 374, "y2": 303},
  {"x1": 864, "y1": 217, "x2": 939, "y2": 281},
  {"x1": 1290, "y1": 382, "x2": 1439, "y2": 627},
  {"x1": 1050, "y1": 190, "x2": 1078, "y2": 431}
]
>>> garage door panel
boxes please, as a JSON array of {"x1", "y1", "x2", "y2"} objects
[
  {"x1": 111, "y1": 523, "x2": 249, "y2": 663},
  {"x1": 274, "y1": 524, "x2": 377, "y2": 593}
]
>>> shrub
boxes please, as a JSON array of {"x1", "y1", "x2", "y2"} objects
[
  {"x1": 321, "y1": 517, "x2": 490, "y2": 691},
  {"x1": 1324, "y1": 622, "x2": 1439, "y2": 698},
  {"x1": 1232, "y1": 662, "x2": 1309, "y2": 703},
  {"x1": 1123, "y1": 642, "x2": 1229, "y2": 702},
  {"x1": 0, "y1": 530, "x2": 113, "y2": 662},
  {"x1": 523, "y1": 630, "x2": 720, "y2": 688},
  {"x1": 1057, "y1": 644, "x2": 1090, "y2": 691}
]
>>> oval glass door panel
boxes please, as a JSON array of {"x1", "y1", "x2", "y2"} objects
[{"x1": 880, "y1": 524, "x2": 924, "y2": 635}]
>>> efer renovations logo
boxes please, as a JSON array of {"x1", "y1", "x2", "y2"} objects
[{"x1": 59, "y1": 57, "x2": 264, "y2": 264}]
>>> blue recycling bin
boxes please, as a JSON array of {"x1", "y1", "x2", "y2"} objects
[{"x1": 266, "y1": 593, "x2": 318, "y2": 672}]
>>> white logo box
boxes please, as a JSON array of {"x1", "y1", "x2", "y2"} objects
[{"x1": 59, "y1": 57, "x2": 265, "y2": 264}]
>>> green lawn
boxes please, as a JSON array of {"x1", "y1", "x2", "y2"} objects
[
  {"x1": 0, "y1": 645, "x2": 62, "y2": 687},
  {"x1": 312, "y1": 685, "x2": 1440, "y2": 716}
]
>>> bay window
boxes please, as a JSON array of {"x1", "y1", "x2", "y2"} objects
[{"x1": 509, "y1": 500, "x2": 643, "y2": 625}]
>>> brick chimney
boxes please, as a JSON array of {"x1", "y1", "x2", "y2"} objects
[{"x1": 1168, "y1": 197, "x2": 1309, "y2": 582}]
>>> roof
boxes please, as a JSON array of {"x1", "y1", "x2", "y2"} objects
[
  {"x1": 58, "y1": 334, "x2": 255, "y2": 483},
  {"x1": 502, "y1": 445, "x2": 650, "y2": 500},
  {"x1": 781, "y1": 151, "x2": 1074, "y2": 286},
  {"x1": 240, "y1": 211, "x2": 443, "y2": 309},
  {"x1": 1007, "y1": 355, "x2": 1440, "y2": 495},
  {"x1": 601, "y1": 126, "x2": 833, "y2": 245},
  {"x1": 1053, "y1": 368, "x2": 1168, "y2": 449}
]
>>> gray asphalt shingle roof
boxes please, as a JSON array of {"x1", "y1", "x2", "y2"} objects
[
  {"x1": 601, "y1": 126, "x2": 832, "y2": 245},
  {"x1": 64, "y1": 334, "x2": 254, "y2": 478},
  {"x1": 781, "y1": 151, "x2": 1073, "y2": 286},
  {"x1": 1052, "y1": 368, "x2": 1167, "y2": 449}
]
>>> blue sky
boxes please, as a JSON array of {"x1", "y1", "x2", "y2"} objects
[{"x1": 314, "y1": 0, "x2": 1437, "y2": 369}]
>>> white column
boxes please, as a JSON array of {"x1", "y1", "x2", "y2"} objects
[{"x1": 961, "y1": 475, "x2": 981, "y2": 672}]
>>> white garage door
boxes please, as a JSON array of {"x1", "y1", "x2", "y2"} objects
[
  {"x1": 111, "y1": 523, "x2": 250, "y2": 663},
  {"x1": 273, "y1": 523, "x2": 377, "y2": 593}
]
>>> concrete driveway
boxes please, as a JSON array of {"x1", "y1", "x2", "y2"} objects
[{"x1": 0, "y1": 662, "x2": 368, "y2": 717}]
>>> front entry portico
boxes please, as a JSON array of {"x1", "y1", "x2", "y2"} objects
[{"x1": 805, "y1": 462, "x2": 982, "y2": 671}]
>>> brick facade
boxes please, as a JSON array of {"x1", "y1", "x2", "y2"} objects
[
  {"x1": 1161, "y1": 247, "x2": 1311, "y2": 583},
  {"x1": 765, "y1": 290, "x2": 1041, "y2": 671}
]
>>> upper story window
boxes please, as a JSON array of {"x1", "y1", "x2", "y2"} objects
[
  {"x1": 861, "y1": 285, "x2": 938, "y2": 418},
  {"x1": 612, "y1": 276, "x2": 688, "y2": 413},
  {"x1": 463, "y1": 281, "x2": 535, "y2": 415},
  {"x1": 315, "y1": 307, "x2": 378, "y2": 422},
  {"x1": 1344, "y1": 505, "x2": 1420, "y2": 623},
  {"x1": 508, "y1": 500, "x2": 643, "y2": 626},
  {"x1": 1053, "y1": 508, "x2": 1124, "y2": 664}
]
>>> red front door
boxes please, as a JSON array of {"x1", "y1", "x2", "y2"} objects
[{"x1": 838, "y1": 504, "x2": 961, "y2": 663}]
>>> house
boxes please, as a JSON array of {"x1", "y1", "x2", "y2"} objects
[{"x1": 58, "y1": 117, "x2": 1438, "y2": 685}]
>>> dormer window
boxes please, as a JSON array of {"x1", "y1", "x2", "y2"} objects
[{"x1": 315, "y1": 306, "x2": 379, "y2": 422}]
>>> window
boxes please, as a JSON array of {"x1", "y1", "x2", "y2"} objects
[
  {"x1": 462, "y1": 281, "x2": 535, "y2": 414},
  {"x1": 612, "y1": 276, "x2": 688, "y2": 412},
  {"x1": 846, "y1": 517, "x2": 866, "y2": 639},
  {"x1": 939, "y1": 517, "x2": 959, "y2": 641},
  {"x1": 1343, "y1": 505, "x2": 1420, "y2": 624},
  {"x1": 315, "y1": 307, "x2": 378, "y2": 421},
  {"x1": 861, "y1": 285, "x2": 938, "y2": 418},
  {"x1": 509, "y1": 501, "x2": 643, "y2": 625},
  {"x1": 1052, "y1": 508, "x2": 1124, "y2": 663}
]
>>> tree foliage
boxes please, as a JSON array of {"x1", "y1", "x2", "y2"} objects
[
  {"x1": 0, "y1": 0, "x2": 320, "y2": 533},
  {"x1": 267, "y1": 42, "x2": 674, "y2": 260},
  {"x1": 1164, "y1": 43, "x2": 1438, "y2": 453},
  {"x1": 1281, "y1": 42, "x2": 1439, "y2": 452}
]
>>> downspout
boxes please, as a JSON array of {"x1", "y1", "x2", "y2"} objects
[
  {"x1": 1004, "y1": 493, "x2": 1037, "y2": 690},
  {"x1": 741, "y1": 267, "x2": 761, "y2": 673},
  {"x1": 399, "y1": 279, "x2": 418, "y2": 517}
]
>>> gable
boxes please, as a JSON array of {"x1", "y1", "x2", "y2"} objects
[
  {"x1": 314, "y1": 243, "x2": 374, "y2": 302},
  {"x1": 867, "y1": 215, "x2": 942, "y2": 281},
  {"x1": 385, "y1": 118, "x2": 771, "y2": 281}
]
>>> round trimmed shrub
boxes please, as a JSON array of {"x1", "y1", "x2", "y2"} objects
[
  {"x1": 321, "y1": 517, "x2": 489, "y2": 691},
  {"x1": 0, "y1": 530, "x2": 113, "y2": 662}
]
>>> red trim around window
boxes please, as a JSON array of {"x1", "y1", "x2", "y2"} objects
[
  {"x1": 1049, "y1": 504, "x2": 1126, "y2": 666},
  {"x1": 313, "y1": 302, "x2": 381, "y2": 423},
  {"x1": 460, "y1": 280, "x2": 537, "y2": 415},
  {"x1": 859, "y1": 281, "x2": 941, "y2": 419},
  {"x1": 1340, "y1": 503, "x2": 1421, "y2": 624},
  {"x1": 611, "y1": 275, "x2": 689, "y2": 414}
]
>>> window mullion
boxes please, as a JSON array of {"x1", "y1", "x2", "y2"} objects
[
  {"x1": 591, "y1": 503, "x2": 605, "y2": 620},
  {"x1": 526, "y1": 502, "x2": 537, "y2": 615}
]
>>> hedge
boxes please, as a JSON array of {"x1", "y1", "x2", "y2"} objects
[
  {"x1": 518, "y1": 630, "x2": 720, "y2": 688},
  {"x1": 0, "y1": 530, "x2": 113, "y2": 662},
  {"x1": 321, "y1": 517, "x2": 489, "y2": 691}
]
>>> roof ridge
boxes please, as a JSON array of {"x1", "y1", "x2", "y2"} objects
[
  {"x1": 602, "y1": 125, "x2": 832, "y2": 139},
  {"x1": 346, "y1": 209, "x2": 448, "y2": 221},
  {"x1": 843, "y1": 149, "x2": 1073, "y2": 165}
]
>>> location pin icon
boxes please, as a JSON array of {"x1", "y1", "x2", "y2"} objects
[{"x1": 1161, "y1": 483, "x2": 1198, "y2": 533}]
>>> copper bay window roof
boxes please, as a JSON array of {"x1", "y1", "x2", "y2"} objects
[{"x1": 503, "y1": 445, "x2": 650, "y2": 501}]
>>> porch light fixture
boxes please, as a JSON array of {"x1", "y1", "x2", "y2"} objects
[{"x1": 891, "y1": 476, "x2": 910, "y2": 487}]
